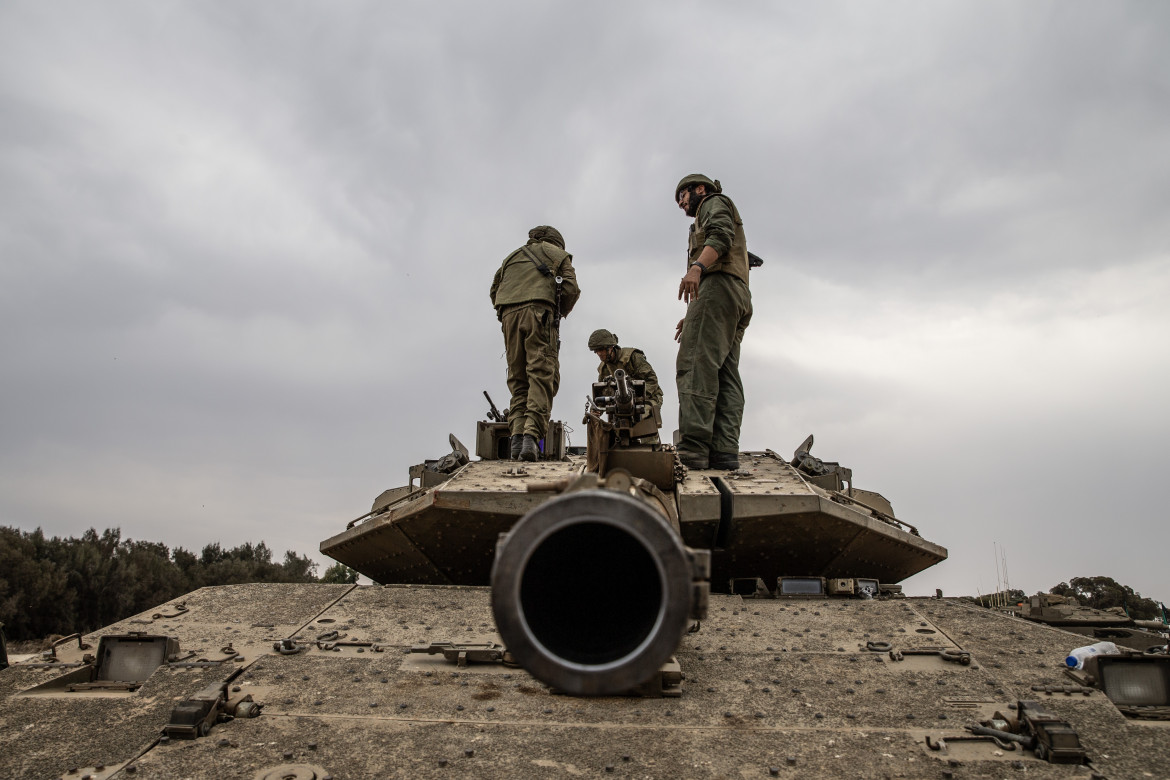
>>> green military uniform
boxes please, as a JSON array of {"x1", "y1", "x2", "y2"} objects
[
  {"x1": 676, "y1": 180, "x2": 753, "y2": 461},
  {"x1": 490, "y1": 226, "x2": 580, "y2": 443}
]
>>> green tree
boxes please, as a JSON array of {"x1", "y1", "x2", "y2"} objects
[
  {"x1": 0, "y1": 527, "x2": 75, "y2": 639},
  {"x1": 279, "y1": 551, "x2": 318, "y2": 582},
  {"x1": 0, "y1": 526, "x2": 331, "y2": 641},
  {"x1": 1050, "y1": 576, "x2": 1160, "y2": 620},
  {"x1": 320, "y1": 563, "x2": 359, "y2": 584}
]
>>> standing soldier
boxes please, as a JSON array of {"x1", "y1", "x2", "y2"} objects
[
  {"x1": 491, "y1": 225, "x2": 580, "y2": 461},
  {"x1": 674, "y1": 174, "x2": 753, "y2": 470},
  {"x1": 588, "y1": 329, "x2": 664, "y2": 444}
]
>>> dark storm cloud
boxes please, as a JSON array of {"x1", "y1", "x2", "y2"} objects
[{"x1": 1, "y1": 0, "x2": 1167, "y2": 601}]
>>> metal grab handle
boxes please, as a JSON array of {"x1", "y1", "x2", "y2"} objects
[{"x1": 51, "y1": 633, "x2": 91, "y2": 652}]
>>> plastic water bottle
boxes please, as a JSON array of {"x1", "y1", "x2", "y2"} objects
[{"x1": 1064, "y1": 641, "x2": 1119, "y2": 670}]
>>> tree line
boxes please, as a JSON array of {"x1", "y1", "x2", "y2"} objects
[
  {"x1": 0, "y1": 526, "x2": 358, "y2": 642},
  {"x1": 973, "y1": 576, "x2": 1164, "y2": 621},
  {"x1": 5, "y1": 525, "x2": 1164, "y2": 644},
  {"x1": 1050, "y1": 576, "x2": 1165, "y2": 620}
]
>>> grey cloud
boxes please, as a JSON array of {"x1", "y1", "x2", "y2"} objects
[{"x1": 1, "y1": 0, "x2": 1167, "y2": 601}]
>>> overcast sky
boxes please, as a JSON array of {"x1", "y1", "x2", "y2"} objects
[{"x1": 2, "y1": 1, "x2": 1167, "y2": 603}]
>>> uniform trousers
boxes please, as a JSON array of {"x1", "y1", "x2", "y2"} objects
[
  {"x1": 500, "y1": 302, "x2": 559, "y2": 439},
  {"x1": 676, "y1": 273, "x2": 752, "y2": 456}
]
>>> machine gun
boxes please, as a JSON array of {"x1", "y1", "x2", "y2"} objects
[
  {"x1": 491, "y1": 472, "x2": 709, "y2": 696},
  {"x1": 483, "y1": 391, "x2": 506, "y2": 423},
  {"x1": 589, "y1": 369, "x2": 658, "y2": 447},
  {"x1": 583, "y1": 369, "x2": 671, "y2": 487},
  {"x1": 552, "y1": 273, "x2": 563, "y2": 350}
]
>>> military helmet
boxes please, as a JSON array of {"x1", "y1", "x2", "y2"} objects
[
  {"x1": 529, "y1": 225, "x2": 565, "y2": 249},
  {"x1": 675, "y1": 174, "x2": 721, "y2": 201},
  {"x1": 588, "y1": 329, "x2": 619, "y2": 350}
]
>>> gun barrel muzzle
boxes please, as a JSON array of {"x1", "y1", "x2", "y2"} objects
[
  {"x1": 491, "y1": 489, "x2": 708, "y2": 695},
  {"x1": 613, "y1": 369, "x2": 633, "y2": 406}
]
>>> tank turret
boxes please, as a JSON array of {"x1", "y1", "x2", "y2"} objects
[{"x1": 320, "y1": 390, "x2": 948, "y2": 694}]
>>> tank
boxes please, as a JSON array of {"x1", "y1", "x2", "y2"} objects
[
  {"x1": 3, "y1": 384, "x2": 1169, "y2": 778},
  {"x1": 1014, "y1": 592, "x2": 1170, "y2": 651}
]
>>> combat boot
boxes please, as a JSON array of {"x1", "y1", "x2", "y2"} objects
[
  {"x1": 510, "y1": 434, "x2": 523, "y2": 460},
  {"x1": 709, "y1": 451, "x2": 740, "y2": 470},
  {"x1": 518, "y1": 434, "x2": 540, "y2": 462},
  {"x1": 676, "y1": 449, "x2": 708, "y2": 469}
]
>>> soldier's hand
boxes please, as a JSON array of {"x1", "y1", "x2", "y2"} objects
[
  {"x1": 674, "y1": 318, "x2": 684, "y2": 342},
  {"x1": 678, "y1": 265, "x2": 702, "y2": 303}
]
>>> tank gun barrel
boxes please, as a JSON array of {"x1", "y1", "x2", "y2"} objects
[{"x1": 491, "y1": 487, "x2": 709, "y2": 695}]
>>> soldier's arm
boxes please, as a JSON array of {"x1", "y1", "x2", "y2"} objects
[
  {"x1": 490, "y1": 266, "x2": 502, "y2": 306},
  {"x1": 680, "y1": 198, "x2": 733, "y2": 303},
  {"x1": 633, "y1": 352, "x2": 663, "y2": 405},
  {"x1": 557, "y1": 255, "x2": 580, "y2": 316},
  {"x1": 698, "y1": 197, "x2": 735, "y2": 257}
]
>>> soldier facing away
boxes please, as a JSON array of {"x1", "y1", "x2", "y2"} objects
[
  {"x1": 490, "y1": 225, "x2": 580, "y2": 461},
  {"x1": 588, "y1": 328, "x2": 663, "y2": 445},
  {"x1": 674, "y1": 174, "x2": 753, "y2": 470}
]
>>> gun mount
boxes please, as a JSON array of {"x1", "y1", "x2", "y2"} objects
[
  {"x1": 583, "y1": 370, "x2": 671, "y2": 486},
  {"x1": 482, "y1": 390, "x2": 506, "y2": 423},
  {"x1": 586, "y1": 369, "x2": 662, "y2": 445},
  {"x1": 491, "y1": 475, "x2": 708, "y2": 695}
]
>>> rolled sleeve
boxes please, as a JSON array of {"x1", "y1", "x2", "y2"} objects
[{"x1": 699, "y1": 198, "x2": 734, "y2": 256}]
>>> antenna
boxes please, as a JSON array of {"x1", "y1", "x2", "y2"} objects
[
  {"x1": 1000, "y1": 545, "x2": 1011, "y2": 605},
  {"x1": 993, "y1": 542, "x2": 1003, "y2": 608}
]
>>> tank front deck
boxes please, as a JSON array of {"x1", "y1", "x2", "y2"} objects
[{"x1": 4, "y1": 584, "x2": 1162, "y2": 779}]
